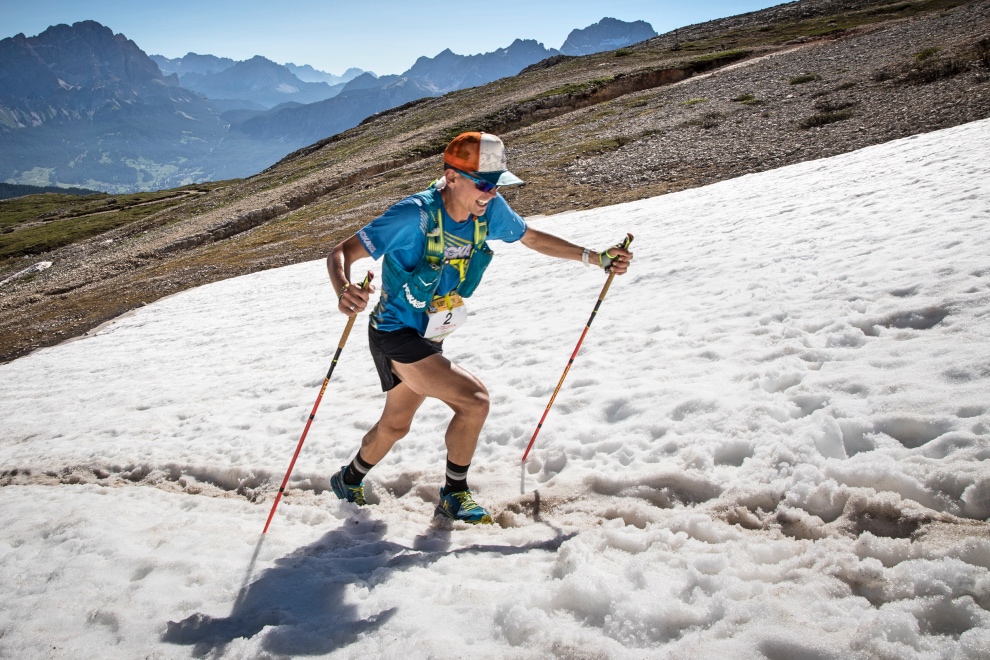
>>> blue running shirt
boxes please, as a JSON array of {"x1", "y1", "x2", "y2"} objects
[{"x1": 358, "y1": 190, "x2": 527, "y2": 334}]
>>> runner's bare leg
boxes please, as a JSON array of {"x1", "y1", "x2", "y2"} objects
[
  {"x1": 391, "y1": 354, "x2": 490, "y2": 465},
  {"x1": 358, "y1": 383, "x2": 426, "y2": 464}
]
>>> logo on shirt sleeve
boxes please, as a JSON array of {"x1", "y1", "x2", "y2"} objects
[{"x1": 358, "y1": 229, "x2": 376, "y2": 253}]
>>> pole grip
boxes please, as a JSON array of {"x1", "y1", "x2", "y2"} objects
[
  {"x1": 337, "y1": 272, "x2": 374, "y2": 348},
  {"x1": 604, "y1": 233, "x2": 634, "y2": 275}
]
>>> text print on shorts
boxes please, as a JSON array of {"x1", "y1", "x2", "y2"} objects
[{"x1": 424, "y1": 293, "x2": 467, "y2": 341}]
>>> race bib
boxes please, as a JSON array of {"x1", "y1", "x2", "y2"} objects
[{"x1": 423, "y1": 293, "x2": 467, "y2": 341}]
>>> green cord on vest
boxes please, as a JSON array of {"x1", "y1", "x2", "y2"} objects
[{"x1": 426, "y1": 208, "x2": 489, "y2": 287}]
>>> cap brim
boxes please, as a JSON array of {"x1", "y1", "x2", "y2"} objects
[{"x1": 477, "y1": 170, "x2": 525, "y2": 187}]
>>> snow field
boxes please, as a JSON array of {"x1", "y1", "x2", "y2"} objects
[{"x1": 1, "y1": 119, "x2": 989, "y2": 657}]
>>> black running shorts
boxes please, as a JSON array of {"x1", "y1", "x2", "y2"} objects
[{"x1": 368, "y1": 325, "x2": 444, "y2": 391}]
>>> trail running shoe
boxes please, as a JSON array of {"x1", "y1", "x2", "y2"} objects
[
  {"x1": 330, "y1": 466, "x2": 366, "y2": 505},
  {"x1": 435, "y1": 488, "x2": 494, "y2": 525}
]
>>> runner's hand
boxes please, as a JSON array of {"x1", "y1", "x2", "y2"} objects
[
  {"x1": 337, "y1": 281, "x2": 375, "y2": 316},
  {"x1": 599, "y1": 243, "x2": 633, "y2": 275}
]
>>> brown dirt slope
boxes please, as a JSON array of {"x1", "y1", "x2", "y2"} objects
[{"x1": 1, "y1": 0, "x2": 988, "y2": 363}]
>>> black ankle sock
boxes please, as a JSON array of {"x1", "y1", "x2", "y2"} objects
[
  {"x1": 444, "y1": 458, "x2": 470, "y2": 493},
  {"x1": 344, "y1": 451, "x2": 375, "y2": 485}
]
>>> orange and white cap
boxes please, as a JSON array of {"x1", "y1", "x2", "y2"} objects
[{"x1": 443, "y1": 132, "x2": 525, "y2": 187}]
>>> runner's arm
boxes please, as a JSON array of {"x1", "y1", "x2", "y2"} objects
[
  {"x1": 520, "y1": 227, "x2": 632, "y2": 275},
  {"x1": 327, "y1": 235, "x2": 375, "y2": 315}
]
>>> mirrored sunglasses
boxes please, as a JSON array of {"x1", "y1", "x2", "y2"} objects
[{"x1": 452, "y1": 168, "x2": 499, "y2": 193}]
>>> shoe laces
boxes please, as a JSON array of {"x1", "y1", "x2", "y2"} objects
[
  {"x1": 348, "y1": 483, "x2": 366, "y2": 506},
  {"x1": 449, "y1": 490, "x2": 481, "y2": 512}
]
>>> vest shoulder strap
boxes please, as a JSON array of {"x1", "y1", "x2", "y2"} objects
[{"x1": 412, "y1": 188, "x2": 488, "y2": 263}]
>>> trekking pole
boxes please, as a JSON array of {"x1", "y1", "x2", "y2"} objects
[
  {"x1": 263, "y1": 271, "x2": 373, "y2": 534},
  {"x1": 521, "y1": 235, "x2": 633, "y2": 462}
]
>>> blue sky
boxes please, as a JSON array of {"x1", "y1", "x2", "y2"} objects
[{"x1": 3, "y1": 1, "x2": 782, "y2": 76}]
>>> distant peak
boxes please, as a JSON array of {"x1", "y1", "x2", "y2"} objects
[
  {"x1": 559, "y1": 17, "x2": 657, "y2": 56},
  {"x1": 71, "y1": 19, "x2": 113, "y2": 31}
]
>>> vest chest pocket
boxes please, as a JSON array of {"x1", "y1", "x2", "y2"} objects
[
  {"x1": 456, "y1": 243, "x2": 493, "y2": 298},
  {"x1": 387, "y1": 256, "x2": 443, "y2": 310}
]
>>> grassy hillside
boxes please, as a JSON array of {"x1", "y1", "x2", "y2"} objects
[
  {"x1": 1, "y1": 0, "x2": 988, "y2": 362},
  {"x1": 0, "y1": 184, "x2": 232, "y2": 261},
  {"x1": 0, "y1": 183, "x2": 101, "y2": 200}
]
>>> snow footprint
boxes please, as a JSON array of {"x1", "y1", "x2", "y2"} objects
[{"x1": 875, "y1": 416, "x2": 954, "y2": 449}]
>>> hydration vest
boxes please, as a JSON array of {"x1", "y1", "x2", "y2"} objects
[{"x1": 377, "y1": 187, "x2": 494, "y2": 317}]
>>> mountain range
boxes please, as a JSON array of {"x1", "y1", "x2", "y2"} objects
[
  {"x1": 0, "y1": 21, "x2": 229, "y2": 192},
  {"x1": 0, "y1": 18, "x2": 656, "y2": 193},
  {"x1": 174, "y1": 55, "x2": 341, "y2": 108},
  {"x1": 2, "y1": 0, "x2": 988, "y2": 364},
  {"x1": 283, "y1": 63, "x2": 366, "y2": 85},
  {"x1": 150, "y1": 52, "x2": 234, "y2": 76},
  {"x1": 235, "y1": 38, "x2": 575, "y2": 147},
  {"x1": 152, "y1": 53, "x2": 368, "y2": 109}
]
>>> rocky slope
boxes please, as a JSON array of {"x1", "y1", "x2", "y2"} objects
[{"x1": 1, "y1": 0, "x2": 988, "y2": 363}]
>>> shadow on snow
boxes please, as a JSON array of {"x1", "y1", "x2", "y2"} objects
[{"x1": 162, "y1": 509, "x2": 573, "y2": 656}]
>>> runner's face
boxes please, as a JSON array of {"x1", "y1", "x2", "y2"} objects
[{"x1": 451, "y1": 171, "x2": 498, "y2": 216}]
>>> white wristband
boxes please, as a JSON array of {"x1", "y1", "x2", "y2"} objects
[{"x1": 581, "y1": 248, "x2": 592, "y2": 267}]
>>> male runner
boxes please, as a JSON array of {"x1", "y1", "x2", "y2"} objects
[{"x1": 327, "y1": 132, "x2": 632, "y2": 524}]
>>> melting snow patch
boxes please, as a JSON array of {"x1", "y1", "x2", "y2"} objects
[{"x1": 1, "y1": 119, "x2": 990, "y2": 657}]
